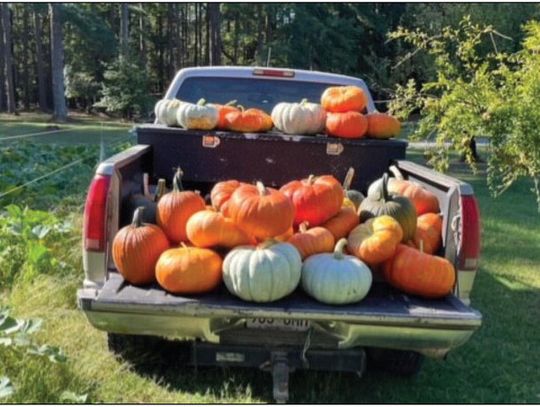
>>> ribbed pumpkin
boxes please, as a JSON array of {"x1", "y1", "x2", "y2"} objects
[
  {"x1": 186, "y1": 209, "x2": 255, "y2": 248},
  {"x1": 389, "y1": 179, "x2": 440, "y2": 216},
  {"x1": 366, "y1": 112, "x2": 401, "y2": 139},
  {"x1": 342, "y1": 167, "x2": 365, "y2": 210},
  {"x1": 245, "y1": 108, "x2": 273, "y2": 131},
  {"x1": 411, "y1": 213, "x2": 443, "y2": 255},
  {"x1": 359, "y1": 174, "x2": 417, "y2": 242},
  {"x1": 176, "y1": 98, "x2": 219, "y2": 130},
  {"x1": 155, "y1": 244, "x2": 223, "y2": 294},
  {"x1": 271, "y1": 99, "x2": 326, "y2": 135},
  {"x1": 301, "y1": 239, "x2": 372, "y2": 305},
  {"x1": 227, "y1": 182, "x2": 295, "y2": 240},
  {"x1": 156, "y1": 169, "x2": 206, "y2": 243},
  {"x1": 224, "y1": 106, "x2": 265, "y2": 132},
  {"x1": 321, "y1": 86, "x2": 367, "y2": 113},
  {"x1": 112, "y1": 207, "x2": 170, "y2": 285},
  {"x1": 223, "y1": 241, "x2": 302, "y2": 302},
  {"x1": 209, "y1": 100, "x2": 240, "y2": 130},
  {"x1": 347, "y1": 215, "x2": 403, "y2": 266},
  {"x1": 321, "y1": 207, "x2": 359, "y2": 240},
  {"x1": 287, "y1": 222, "x2": 335, "y2": 260},
  {"x1": 326, "y1": 111, "x2": 368, "y2": 139},
  {"x1": 280, "y1": 174, "x2": 344, "y2": 226},
  {"x1": 155, "y1": 98, "x2": 183, "y2": 126},
  {"x1": 383, "y1": 244, "x2": 456, "y2": 298},
  {"x1": 210, "y1": 179, "x2": 244, "y2": 214}
]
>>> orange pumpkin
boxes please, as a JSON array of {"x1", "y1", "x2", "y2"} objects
[
  {"x1": 347, "y1": 215, "x2": 403, "y2": 266},
  {"x1": 390, "y1": 179, "x2": 440, "y2": 216},
  {"x1": 224, "y1": 106, "x2": 265, "y2": 132},
  {"x1": 157, "y1": 168, "x2": 206, "y2": 243},
  {"x1": 326, "y1": 111, "x2": 368, "y2": 139},
  {"x1": 411, "y1": 213, "x2": 443, "y2": 255},
  {"x1": 321, "y1": 207, "x2": 359, "y2": 240},
  {"x1": 321, "y1": 86, "x2": 367, "y2": 113},
  {"x1": 382, "y1": 244, "x2": 456, "y2": 298},
  {"x1": 211, "y1": 100, "x2": 240, "y2": 130},
  {"x1": 227, "y1": 181, "x2": 295, "y2": 240},
  {"x1": 186, "y1": 209, "x2": 255, "y2": 248},
  {"x1": 112, "y1": 207, "x2": 170, "y2": 285},
  {"x1": 366, "y1": 112, "x2": 401, "y2": 139},
  {"x1": 287, "y1": 222, "x2": 335, "y2": 259},
  {"x1": 274, "y1": 226, "x2": 294, "y2": 242},
  {"x1": 245, "y1": 108, "x2": 273, "y2": 131},
  {"x1": 281, "y1": 174, "x2": 344, "y2": 227},
  {"x1": 155, "y1": 244, "x2": 223, "y2": 294},
  {"x1": 210, "y1": 180, "x2": 244, "y2": 213}
]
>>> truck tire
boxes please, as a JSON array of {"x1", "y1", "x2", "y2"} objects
[{"x1": 366, "y1": 348, "x2": 424, "y2": 377}]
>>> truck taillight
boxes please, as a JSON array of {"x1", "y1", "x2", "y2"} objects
[
  {"x1": 83, "y1": 174, "x2": 111, "y2": 252},
  {"x1": 457, "y1": 195, "x2": 481, "y2": 270},
  {"x1": 252, "y1": 68, "x2": 295, "y2": 78}
]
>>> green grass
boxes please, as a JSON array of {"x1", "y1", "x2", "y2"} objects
[{"x1": 1, "y1": 116, "x2": 539, "y2": 403}]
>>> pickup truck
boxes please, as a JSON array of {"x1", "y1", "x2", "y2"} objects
[{"x1": 77, "y1": 67, "x2": 482, "y2": 402}]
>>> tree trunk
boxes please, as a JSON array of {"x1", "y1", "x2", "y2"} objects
[
  {"x1": 255, "y1": 4, "x2": 265, "y2": 65},
  {"x1": 22, "y1": 6, "x2": 30, "y2": 109},
  {"x1": 0, "y1": 7, "x2": 5, "y2": 112},
  {"x1": 205, "y1": 4, "x2": 210, "y2": 65},
  {"x1": 49, "y1": 3, "x2": 67, "y2": 121},
  {"x1": 194, "y1": 4, "x2": 199, "y2": 66},
  {"x1": 34, "y1": 9, "x2": 48, "y2": 111},
  {"x1": 208, "y1": 3, "x2": 221, "y2": 66},
  {"x1": 138, "y1": 3, "x2": 146, "y2": 66},
  {"x1": 460, "y1": 137, "x2": 483, "y2": 163},
  {"x1": 1, "y1": 3, "x2": 16, "y2": 113},
  {"x1": 120, "y1": 3, "x2": 129, "y2": 57}
]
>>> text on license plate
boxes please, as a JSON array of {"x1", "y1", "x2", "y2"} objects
[{"x1": 246, "y1": 318, "x2": 310, "y2": 331}]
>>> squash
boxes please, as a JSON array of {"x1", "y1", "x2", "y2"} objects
[
  {"x1": 326, "y1": 111, "x2": 368, "y2": 139},
  {"x1": 321, "y1": 207, "x2": 359, "y2": 241},
  {"x1": 126, "y1": 175, "x2": 167, "y2": 224},
  {"x1": 176, "y1": 98, "x2": 219, "y2": 130},
  {"x1": 156, "y1": 168, "x2": 206, "y2": 243},
  {"x1": 366, "y1": 112, "x2": 401, "y2": 139},
  {"x1": 359, "y1": 173, "x2": 417, "y2": 242},
  {"x1": 245, "y1": 108, "x2": 274, "y2": 131},
  {"x1": 280, "y1": 174, "x2": 344, "y2": 227},
  {"x1": 227, "y1": 181, "x2": 295, "y2": 240},
  {"x1": 209, "y1": 100, "x2": 240, "y2": 130},
  {"x1": 222, "y1": 240, "x2": 302, "y2": 302},
  {"x1": 112, "y1": 207, "x2": 170, "y2": 285},
  {"x1": 342, "y1": 167, "x2": 365, "y2": 210},
  {"x1": 186, "y1": 209, "x2": 255, "y2": 248},
  {"x1": 271, "y1": 99, "x2": 326, "y2": 135},
  {"x1": 210, "y1": 179, "x2": 245, "y2": 215},
  {"x1": 155, "y1": 98, "x2": 183, "y2": 126},
  {"x1": 224, "y1": 105, "x2": 266, "y2": 132},
  {"x1": 155, "y1": 243, "x2": 223, "y2": 294},
  {"x1": 301, "y1": 238, "x2": 372, "y2": 305},
  {"x1": 347, "y1": 215, "x2": 403, "y2": 266},
  {"x1": 320, "y1": 86, "x2": 367, "y2": 113},
  {"x1": 411, "y1": 213, "x2": 443, "y2": 255},
  {"x1": 287, "y1": 222, "x2": 335, "y2": 260},
  {"x1": 382, "y1": 243, "x2": 455, "y2": 298}
]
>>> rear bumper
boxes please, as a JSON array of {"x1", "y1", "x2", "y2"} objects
[{"x1": 78, "y1": 276, "x2": 481, "y2": 359}]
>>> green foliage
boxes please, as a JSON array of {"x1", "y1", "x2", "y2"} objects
[
  {"x1": 94, "y1": 53, "x2": 153, "y2": 119},
  {"x1": 389, "y1": 18, "x2": 540, "y2": 209}
]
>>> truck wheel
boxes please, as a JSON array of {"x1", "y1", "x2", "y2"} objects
[{"x1": 366, "y1": 348, "x2": 424, "y2": 377}]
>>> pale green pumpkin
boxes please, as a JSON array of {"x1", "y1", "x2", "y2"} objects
[
  {"x1": 156, "y1": 98, "x2": 183, "y2": 126},
  {"x1": 271, "y1": 99, "x2": 326, "y2": 135},
  {"x1": 302, "y1": 238, "x2": 372, "y2": 305},
  {"x1": 176, "y1": 98, "x2": 218, "y2": 130},
  {"x1": 222, "y1": 240, "x2": 302, "y2": 302}
]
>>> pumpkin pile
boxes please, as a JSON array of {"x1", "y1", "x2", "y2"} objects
[
  {"x1": 112, "y1": 166, "x2": 453, "y2": 304},
  {"x1": 154, "y1": 86, "x2": 401, "y2": 139}
]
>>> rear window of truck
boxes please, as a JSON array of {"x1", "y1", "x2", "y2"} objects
[{"x1": 176, "y1": 77, "x2": 341, "y2": 113}]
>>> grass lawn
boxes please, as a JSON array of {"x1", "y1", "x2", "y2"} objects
[{"x1": 1, "y1": 115, "x2": 539, "y2": 403}]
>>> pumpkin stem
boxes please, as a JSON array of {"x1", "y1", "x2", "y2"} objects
[
  {"x1": 197, "y1": 98, "x2": 206, "y2": 106},
  {"x1": 299, "y1": 222, "x2": 309, "y2": 233},
  {"x1": 172, "y1": 167, "x2": 184, "y2": 192},
  {"x1": 180, "y1": 242, "x2": 189, "y2": 249},
  {"x1": 333, "y1": 238, "x2": 348, "y2": 260},
  {"x1": 381, "y1": 173, "x2": 390, "y2": 202},
  {"x1": 237, "y1": 105, "x2": 245, "y2": 112},
  {"x1": 132, "y1": 207, "x2": 145, "y2": 227},
  {"x1": 258, "y1": 239, "x2": 278, "y2": 250},
  {"x1": 343, "y1": 167, "x2": 355, "y2": 191},
  {"x1": 256, "y1": 181, "x2": 268, "y2": 196},
  {"x1": 154, "y1": 178, "x2": 166, "y2": 202},
  {"x1": 300, "y1": 98, "x2": 308, "y2": 105},
  {"x1": 419, "y1": 239, "x2": 424, "y2": 254},
  {"x1": 389, "y1": 165, "x2": 404, "y2": 181},
  {"x1": 225, "y1": 99, "x2": 237, "y2": 106},
  {"x1": 143, "y1": 173, "x2": 151, "y2": 199},
  {"x1": 307, "y1": 174, "x2": 316, "y2": 185}
]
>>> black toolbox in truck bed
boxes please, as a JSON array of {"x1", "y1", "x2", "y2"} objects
[{"x1": 136, "y1": 124, "x2": 407, "y2": 192}]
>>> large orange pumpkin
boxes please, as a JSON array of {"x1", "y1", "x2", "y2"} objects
[
  {"x1": 281, "y1": 174, "x2": 344, "y2": 227},
  {"x1": 155, "y1": 244, "x2": 223, "y2": 294},
  {"x1": 112, "y1": 207, "x2": 170, "y2": 285},
  {"x1": 186, "y1": 209, "x2": 255, "y2": 248},
  {"x1": 224, "y1": 106, "x2": 265, "y2": 132},
  {"x1": 156, "y1": 168, "x2": 206, "y2": 243},
  {"x1": 347, "y1": 215, "x2": 403, "y2": 266},
  {"x1": 411, "y1": 213, "x2": 443, "y2": 255},
  {"x1": 211, "y1": 100, "x2": 240, "y2": 130},
  {"x1": 321, "y1": 207, "x2": 359, "y2": 240},
  {"x1": 287, "y1": 222, "x2": 335, "y2": 259},
  {"x1": 321, "y1": 86, "x2": 368, "y2": 113},
  {"x1": 366, "y1": 112, "x2": 401, "y2": 139},
  {"x1": 227, "y1": 181, "x2": 295, "y2": 240},
  {"x1": 245, "y1": 108, "x2": 273, "y2": 131},
  {"x1": 390, "y1": 179, "x2": 440, "y2": 216},
  {"x1": 210, "y1": 179, "x2": 245, "y2": 214},
  {"x1": 326, "y1": 111, "x2": 368, "y2": 139},
  {"x1": 383, "y1": 244, "x2": 456, "y2": 298}
]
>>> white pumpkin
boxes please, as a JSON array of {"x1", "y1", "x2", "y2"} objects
[
  {"x1": 155, "y1": 98, "x2": 183, "y2": 126},
  {"x1": 302, "y1": 238, "x2": 372, "y2": 305},
  {"x1": 154, "y1": 99, "x2": 165, "y2": 123},
  {"x1": 176, "y1": 98, "x2": 219, "y2": 130},
  {"x1": 223, "y1": 241, "x2": 302, "y2": 302},
  {"x1": 271, "y1": 99, "x2": 326, "y2": 135}
]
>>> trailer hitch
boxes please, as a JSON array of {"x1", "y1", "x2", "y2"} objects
[{"x1": 271, "y1": 351, "x2": 290, "y2": 403}]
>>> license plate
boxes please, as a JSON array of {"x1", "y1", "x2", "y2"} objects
[{"x1": 246, "y1": 317, "x2": 310, "y2": 332}]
